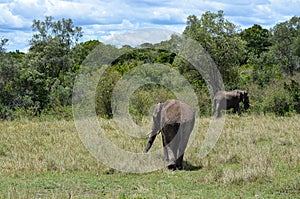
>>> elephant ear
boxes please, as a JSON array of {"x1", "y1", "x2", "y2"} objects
[
  {"x1": 243, "y1": 91, "x2": 250, "y2": 103},
  {"x1": 242, "y1": 91, "x2": 248, "y2": 102}
]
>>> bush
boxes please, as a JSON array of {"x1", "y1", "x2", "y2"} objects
[
  {"x1": 0, "y1": 103, "x2": 12, "y2": 119},
  {"x1": 261, "y1": 83, "x2": 295, "y2": 116},
  {"x1": 129, "y1": 85, "x2": 176, "y2": 123},
  {"x1": 95, "y1": 69, "x2": 121, "y2": 118},
  {"x1": 284, "y1": 80, "x2": 300, "y2": 113}
]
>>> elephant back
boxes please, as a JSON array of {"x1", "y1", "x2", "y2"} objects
[{"x1": 162, "y1": 100, "x2": 195, "y2": 125}]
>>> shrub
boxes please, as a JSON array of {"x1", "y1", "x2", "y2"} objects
[
  {"x1": 95, "y1": 69, "x2": 121, "y2": 118},
  {"x1": 261, "y1": 83, "x2": 295, "y2": 116},
  {"x1": 129, "y1": 85, "x2": 176, "y2": 123},
  {"x1": 284, "y1": 80, "x2": 300, "y2": 113}
]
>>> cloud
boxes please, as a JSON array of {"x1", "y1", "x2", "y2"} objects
[
  {"x1": 0, "y1": 4, "x2": 26, "y2": 29},
  {"x1": 267, "y1": 0, "x2": 300, "y2": 20},
  {"x1": 102, "y1": 28, "x2": 177, "y2": 47},
  {"x1": 81, "y1": 20, "x2": 139, "y2": 43},
  {"x1": 0, "y1": 0, "x2": 299, "y2": 52},
  {"x1": 3, "y1": 31, "x2": 32, "y2": 52},
  {"x1": 9, "y1": 0, "x2": 48, "y2": 19}
]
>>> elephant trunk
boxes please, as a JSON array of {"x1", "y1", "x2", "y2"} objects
[{"x1": 244, "y1": 98, "x2": 250, "y2": 110}]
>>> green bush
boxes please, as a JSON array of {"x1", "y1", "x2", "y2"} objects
[
  {"x1": 95, "y1": 69, "x2": 121, "y2": 118},
  {"x1": 0, "y1": 103, "x2": 12, "y2": 119},
  {"x1": 129, "y1": 85, "x2": 176, "y2": 123},
  {"x1": 284, "y1": 80, "x2": 300, "y2": 113},
  {"x1": 261, "y1": 84, "x2": 295, "y2": 116}
]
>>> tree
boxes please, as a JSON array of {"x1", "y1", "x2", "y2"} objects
[
  {"x1": 269, "y1": 16, "x2": 300, "y2": 75},
  {"x1": 19, "y1": 16, "x2": 83, "y2": 112},
  {"x1": 70, "y1": 40, "x2": 101, "y2": 72},
  {"x1": 27, "y1": 16, "x2": 83, "y2": 80},
  {"x1": 183, "y1": 10, "x2": 247, "y2": 88},
  {"x1": 0, "y1": 42, "x2": 24, "y2": 118},
  {"x1": 0, "y1": 37, "x2": 8, "y2": 54},
  {"x1": 240, "y1": 24, "x2": 271, "y2": 58}
]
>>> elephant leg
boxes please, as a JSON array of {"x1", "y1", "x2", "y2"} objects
[
  {"x1": 176, "y1": 121, "x2": 193, "y2": 170},
  {"x1": 175, "y1": 125, "x2": 185, "y2": 169},
  {"x1": 233, "y1": 107, "x2": 237, "y2": 114},
  {"x1": 162, "y1": 124, "x2": 180, "y2": 170},
  {"x1": 175, "y1": 154, "x2": 184, "y2": 170},
  {"x1": 217, "y1": 109, "x2": 221, "y2": 118},
  {"x1": 234, "y1": 104, "x2": 241, "y2": 115},
  {"x1": 161, "y1": 130, "x2": 176, "y2": 169},
  {"x1": 215, "y1": 100, "x2": 225, "y2": 118},
  {"x1": 215, "y1": 103, "x2": 220, "y2": 117}
]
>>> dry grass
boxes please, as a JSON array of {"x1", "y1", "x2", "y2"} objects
[
  {"x1": 0, "y1": 114, "x2": 299, "y2": 198},
  {"x1": 189, "y1": 115, "x2": 300, "y2": 184},
  {"x1": 0, "y1": 119, "x2": 103, "y2": 176}
]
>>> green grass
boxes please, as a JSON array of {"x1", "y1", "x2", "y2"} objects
[{"x1": 0, "y1": 114, "x2": 299, "y2": 198}]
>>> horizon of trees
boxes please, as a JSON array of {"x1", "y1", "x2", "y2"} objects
[{"x1": 0, "y1": 10, "x2": 299, "y2": 120}]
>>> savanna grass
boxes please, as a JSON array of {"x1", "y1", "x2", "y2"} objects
[{"x1": 0, "y1": 114, "x2": 299, "y2": 198}]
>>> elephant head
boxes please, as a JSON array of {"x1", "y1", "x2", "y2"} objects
[
  {"x1": 143, "y1": 100, "x2": 195, "y2": 170},
  {"x1": 243, "y1": 92, "x2": 250, "y2": 110},
  {"x1": 236, "y1": 90, "x2": 250, "y2": 110}
]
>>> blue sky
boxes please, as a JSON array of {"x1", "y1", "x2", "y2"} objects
[{"x1": 0, "y1": 0, "x2": 299, "y2": 52}]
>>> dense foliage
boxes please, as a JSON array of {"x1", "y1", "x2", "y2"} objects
[{"x1": 0, "y1": 11, "x2": 299, "y2": 119}]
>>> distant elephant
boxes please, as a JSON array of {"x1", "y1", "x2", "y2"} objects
[
  {"x1": 143, "y1": 100, "x2": 195, "y2": 170},
  {"x1": 214, "y1": 89, "x2": 250, "y2": 117}
]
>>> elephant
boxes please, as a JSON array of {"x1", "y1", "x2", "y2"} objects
[
  {"x1": 143, "y1": 99, "x2": 195, "y2": 170},
  {"x1": 214, "y1": 89, "x2": 250, "y2": 117}
]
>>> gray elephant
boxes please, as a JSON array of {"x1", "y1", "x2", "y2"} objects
[
  {"x1": 214, "y1": 89, "x2": 250, "y2": 117},
  {"x1": 143, "y1": 99, "x2": 195, "y2": 170}
]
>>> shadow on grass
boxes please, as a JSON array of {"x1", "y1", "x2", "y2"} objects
[{"x1": 183, "y1": 161, "x2": 203, "y2": 171}]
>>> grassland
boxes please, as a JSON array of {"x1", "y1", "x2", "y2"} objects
[{"x1": 0, "y1": 114, "x2": 299, "y2": 198}]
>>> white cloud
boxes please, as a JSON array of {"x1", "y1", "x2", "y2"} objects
[
  {"x1": 267, "y1": 0, "x2": 300, "y2": 21},
  {"x1": 0, "y1": 4, "x2": 26, "y2": 28},
  {"x1": 102, "y1": 28, "x2": 176, "y2": 47},
  {"x1": 8, "y1": 0, "x2": 47, "y2": 18},
  {"x1": 81, "y1": 20, "x2": 140, "y2": 42},
  {"x1": 4, "y1": 31, "x2": 32, "y2": 52},
  {"x1": 0, "y1": 0, "x2": 299, "y2": 52}
]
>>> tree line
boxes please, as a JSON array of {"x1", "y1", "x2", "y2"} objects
[{"x1": 0, "y1": 11, "x2": 299, "y2": 120}]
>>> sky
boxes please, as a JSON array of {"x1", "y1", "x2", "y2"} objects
[{"x1": 0, "y1": 0, "x2": 299, "y2": 52}]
